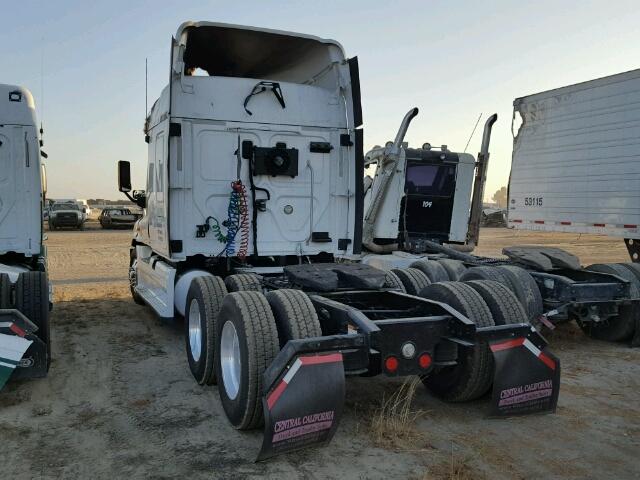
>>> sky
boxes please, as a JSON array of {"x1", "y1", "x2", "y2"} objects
[{"x1": 2, "y1": 0, "x2": 640, "y2": 201}]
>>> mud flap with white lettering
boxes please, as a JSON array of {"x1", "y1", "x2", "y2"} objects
[
  {"x1": 0, "y1": 309, "x2": 41, "y2": 389},
  {"x1": 257, "y1": 352, "x2": 345, "y2": 461},
  {"x1": 489, "y1": 336, "x2": 560, "y2": 416}
]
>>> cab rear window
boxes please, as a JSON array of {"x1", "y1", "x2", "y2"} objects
[{"x1": 405, "y1": 164, "x2": 456, "y2": 197}]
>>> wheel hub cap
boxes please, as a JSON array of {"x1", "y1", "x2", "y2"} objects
[
  {"x1": 221, "y1": 320, "x2": 241, "y2": 400},
  {"x1": 188, "y1": 299, "x2": 202, "y2": 362}
]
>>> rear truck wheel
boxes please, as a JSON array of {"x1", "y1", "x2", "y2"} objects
[
  {"x1": 494, "y1": 266, "x2": 544, "y2": 324},
  {"x1": 619, "y1": 262, "x2": 640, "y2": 283},
  {"x1": 0, "y1": 273, "x2": 11, "y2": 308},
  {"x1": 185, "y1": 276, "x2": 228, "y2": 385},
  {"x1": 48, "y1": 221, "x2": 56, "y2": 230},
  {"x1": 216, "y1": 291, "x2": 280, "y2": 430},
  {"x1": 15, "y1": 272, "x2": 51, "y2": 371},
  {"x1": 128, "y1": 248, "x2": 146, "y2": 305},
  {"x1": 265, "y1": 289, "x2": 322, "y2": 348},
  {"x1": 464, "y1": 280, "x2": 528, "y2": 326},
  {"x1": 384, "y1": 270, "x2": 407, "y2": 293},
  {"x1": 460, "y1": 265, "x2": 511, "y2": 285},
  {"x1": 418, "y1": 282, "x2": 495, "y2": 402},
  {"x1": 410, "y1": 259, "x2": 449, "y2": 283},
  {"x1": 580, "y1": 263, "x2": 638, "y2": 341},
  {"x1": 435, "y1": 259, "x2": 467, "y2": 281},
  {"x1": 391, "y1": 268, "x2": 430, "y2": 295},
  {"x1": 225, "y1": 273, "x2": 262, "y2": 292}
]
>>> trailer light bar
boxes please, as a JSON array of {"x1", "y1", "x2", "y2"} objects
[{"x1": 384, "y1": 356, "x2": 399, "y2": 373}]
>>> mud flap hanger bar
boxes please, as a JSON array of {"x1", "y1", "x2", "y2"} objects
[{"x1": 243, "y1": 81, "x2": 286, "y2": 115}]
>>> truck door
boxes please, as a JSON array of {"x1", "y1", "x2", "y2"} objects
[
  {"x1": 0, "y1": 125, "x2": 25, "y2": 252},
  {"x1": 147, "y1": 123, "x2": 170, "y2": 257},
  {"x1": 146, "y1": 38, "x2": 177, "y2": 258}
]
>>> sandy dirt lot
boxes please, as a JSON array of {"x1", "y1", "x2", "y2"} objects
[{"x1": 1, "y1": 227, "x2": 638, "y2": 479}]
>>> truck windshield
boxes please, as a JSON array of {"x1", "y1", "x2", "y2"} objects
[
  {"x1": 405, "y1": 164, "x2": 456, "y2": 197},
  {"x1": 52, "y1": 204, "x2": 79, "y2": 211}
]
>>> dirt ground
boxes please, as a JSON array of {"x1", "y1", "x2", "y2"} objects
[{"x1": 1, "y1": 227, "x2": 638, "y2": 479}]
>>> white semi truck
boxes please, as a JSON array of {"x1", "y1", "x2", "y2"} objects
[
  {"x1": 118, "y1": 22, "x2": 560, "y2": 460},
  {"x1": 0, "y1": 84, "x2": 51, "y2": 389},
  {"x1": 362, "y1": 104, "x2": 639, "y2": 346}
]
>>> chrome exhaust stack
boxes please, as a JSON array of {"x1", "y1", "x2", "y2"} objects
[
  {"x1": 363, "y1": 108, "x2": 419, "y2": 253},
  {"x1": 467, "y1": 113, "x2": 498, "y2": 249}
]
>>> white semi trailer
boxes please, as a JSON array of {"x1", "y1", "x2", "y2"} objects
[
  {"x1": 118, "y1": 22, "x2": 560, "y2": 460},
  {"x1": 509, "y1": 68, "x2": 640, "y2": 255},
  {"x1": 0, "y1": 84, "x2": 51, "y2": 389}
]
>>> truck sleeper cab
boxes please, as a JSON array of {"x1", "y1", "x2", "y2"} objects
[
  {"x1": 0, "y1": 84, "x2": 51, "y2": 388},
  {"x1": 118, "y1": 23, "x2": 561, "y2": 460}
]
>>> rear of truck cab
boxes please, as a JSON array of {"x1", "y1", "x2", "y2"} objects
[{"x1": 142, "y1": 22, "x2": 363, "y2": 262}]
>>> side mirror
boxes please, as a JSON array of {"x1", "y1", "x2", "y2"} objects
[{"x1": 118, "y1": 161, "x2": 132, "y2": 192}]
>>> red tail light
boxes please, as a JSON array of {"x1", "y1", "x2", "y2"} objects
[
  {"x1": 418, "y1": 353, "x2": 432, "y2": 369},
  {"x1": 384, "y1": 356, "x2": 399, "y2": 373}
]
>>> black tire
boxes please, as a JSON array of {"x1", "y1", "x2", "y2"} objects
[
  {"x1": 579, "y1": 263, "x2": 638, "y2": 341},
  {"x1": 410, "y1": 259, "x2": 449, "y2": 283},
  {"x1": 0, "y1": 273, "x2": 11, "y2": 308},
  {"x1": 460, "y1": 266, "x2": 511, "y2": 285},
  {"x1": 616, "y1": 262, "x2": 640, "y2": 288},
  {"x1": 128, "y1": 248, "x2": 146, "y2": 305},
  {"x1": 225, "y1": 274, "x2": 262, "y2": 292},
  {"x1": 48, "y1": 221, "x2": 56, "y2": 230},
  {"x1": 418, "y1": 282, "x2": 495, "y2": 402},
  {"x1": 384, "y1": 270, "x2": 407, "y2": 293},
  {"x1": 216, "y1": 291, "x2": 280, "y2": 430},
  {"x1": 266, "y1": 289, "x2": 322, "y2": 348},
  {"x1": 15, "y1": 272, "x2": 51, "y2": 371},
  {"x1": 185, "y1": 276, "x2": 228, "y2": 385},
  {"x1": 436, "y1": 259, "x2": 467, "y2": 281},
  {"x1": 464, "y1": 280, "x2": 528, "y2": 326},
  {"x1": 494, "y1": 266, "x2": 544, "y2": 323},
  {"x1": 391, "y1": 268, "x2": 431, "y2": 295}
]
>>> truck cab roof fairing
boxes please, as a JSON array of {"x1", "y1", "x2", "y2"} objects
[{"x1": 175, "y1": 22, "x2": 346, "y2": 83}]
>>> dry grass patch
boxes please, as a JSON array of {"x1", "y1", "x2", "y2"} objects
[
  {"x1": 370, "y1": 377, "x2": 426, "y2": 449},
  {"x1": 422, "y1": 443, "x2": 486, "y2": 480}
]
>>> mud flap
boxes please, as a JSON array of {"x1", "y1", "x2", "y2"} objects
[
  {"x1": 489, "y1": 335, "x2": 560, "y2": 416},
  {"x1": 257, "y1": 352, "x2": 345, "y2": 461},
  {"x1": 0, "y1": 309, "x2": 38, "y2": 390}
]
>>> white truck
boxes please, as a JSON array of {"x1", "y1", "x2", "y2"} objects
[
  {"x1": 0, "y1": 84, "x2": 51, "y2": 389},
  {"x1": 48, "y1": 201, "x2": 85, "y2": 230},
  {"x1": 50, "y1": 198, "x2": 90, "y2": 223},
  {"x1": 362, "y1": 103, "x2": 640, "y2": 346},
  {"x1": 118, "y1": 22, "x2": 560, "y2": 460}
]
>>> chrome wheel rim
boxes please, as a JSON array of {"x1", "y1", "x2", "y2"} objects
[
  {"x1": 220, "y1": 320, "x2": 241, "y2": 400},
  {"x1": 188, "y1": 299, "x2": 202, "y2": 363}
]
